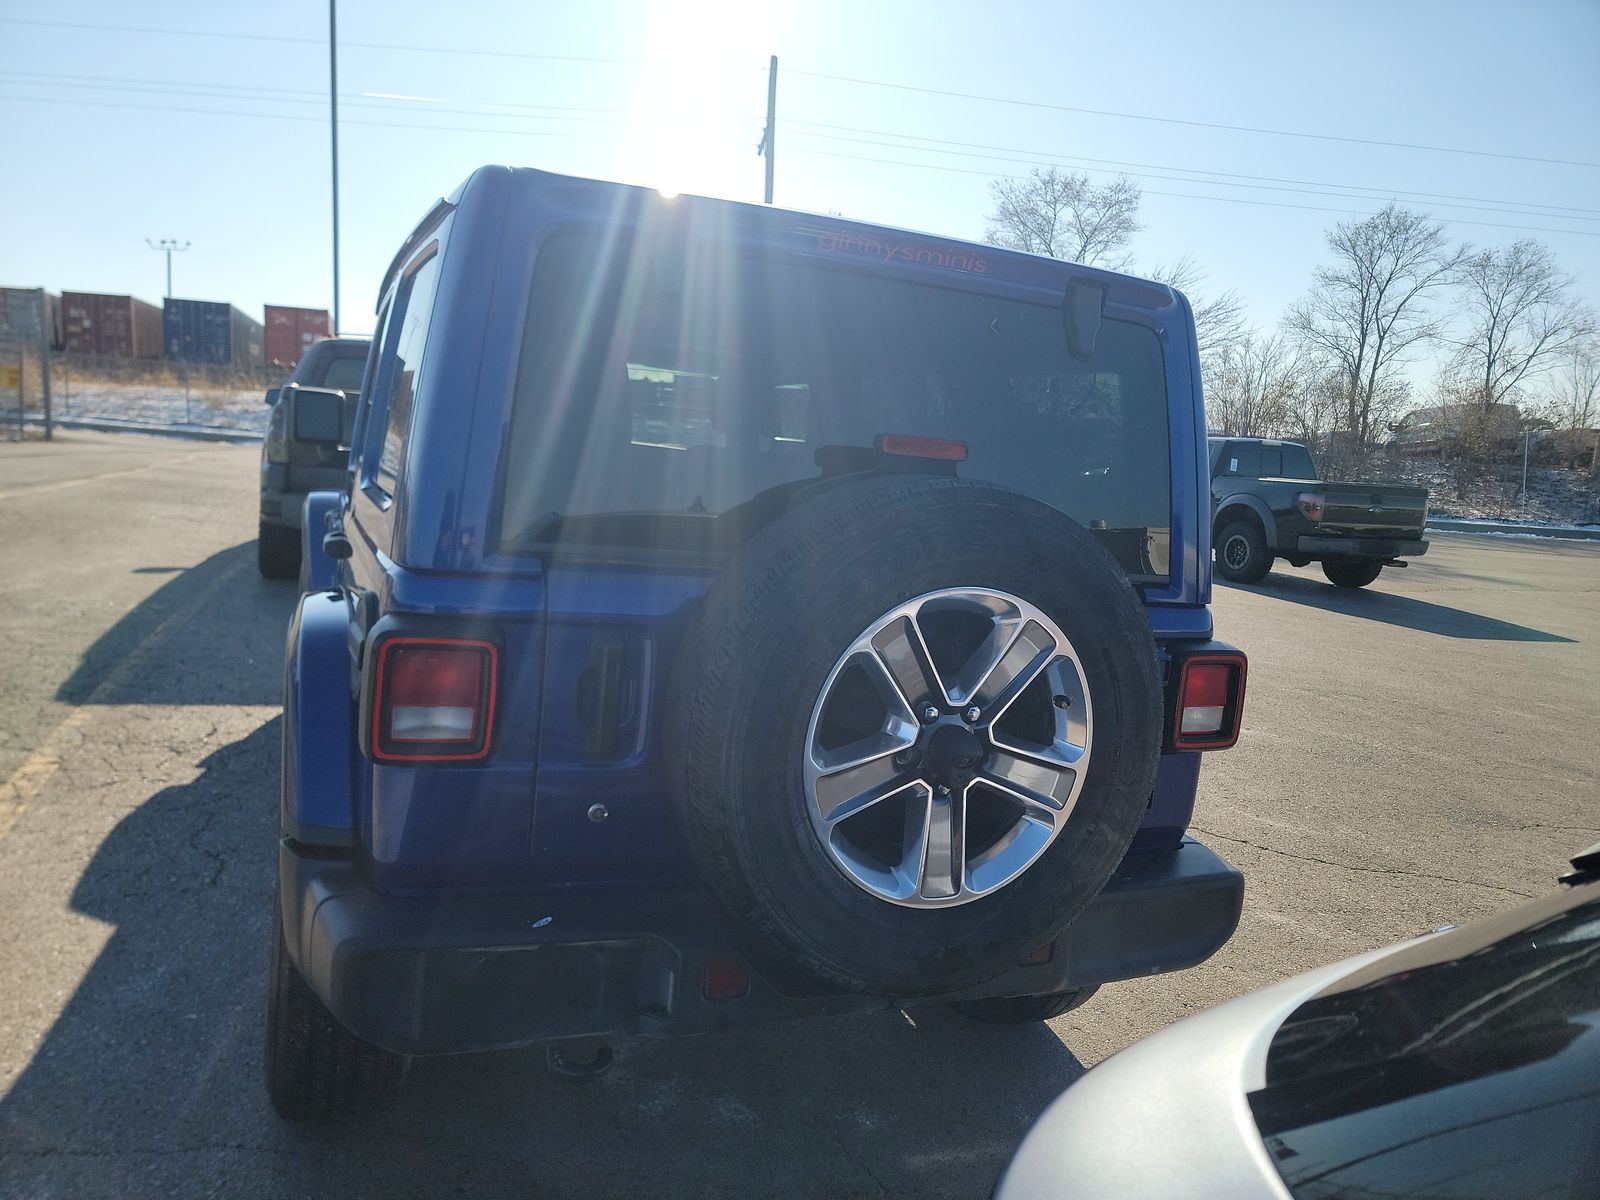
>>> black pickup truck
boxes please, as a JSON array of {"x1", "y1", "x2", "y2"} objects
[{"x1": 1209, "y1": 437, "x2": 1429, "y2": 588}]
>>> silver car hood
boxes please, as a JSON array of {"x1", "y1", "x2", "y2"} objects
[{"x1": 996, "y1": 938, "x2": 1430, "y2": 1200}]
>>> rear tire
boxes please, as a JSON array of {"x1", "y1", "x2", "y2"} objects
[
  {"x1": 1214, "y1": 520, "x2": 1271, "y2": 584},
  {"x1": 951, "y1": 986, "x2": 1100, "y2": 1024},
  {"x1": 257, "y1": 522, "x2": 301, "y2": 580},
  {"x1": 266, "y1": 907, "x2": 408, "y2": 1121},
  {"x1": 1322, "y1": 559, "x2": 1384, "y2": 589}
]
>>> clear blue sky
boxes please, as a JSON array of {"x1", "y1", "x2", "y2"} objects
[{"x1": 2, "y1": 0, "x2": 1597, "y2": 356}]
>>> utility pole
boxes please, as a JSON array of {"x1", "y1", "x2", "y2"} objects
[
  {"x1": 145, "y1": 238, "x2": 191, "y2": 298},
  {"x1": 758, "y1": 55, "x2": 777, "y2": 204},
  {"x1": 330, "y1": 0, "x2": 342, "y2": 335}
]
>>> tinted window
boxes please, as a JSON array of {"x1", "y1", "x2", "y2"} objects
[
  {"x1": 1280, "y1": 444, "x2": 1317, "y2": 479},
  {"x1": 319, "y1": 354, "x2": 367, "y2": 392},
  {"x1": 500, "y1": 234, "x2": 1171, "y2": 579},
  {"x1": 1228, "y1": 443, "x2": 1262, "y2": 476},
  {"x1": 377, "y1": 252, "x2": 442, "y2": 493}
]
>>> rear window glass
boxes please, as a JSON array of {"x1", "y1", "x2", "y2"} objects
[
  {"x1": 1257, "y1": 444, "x2": 1316, "y2": 478},
  {"x1": 499, "y1": 233, "x2": 1172, "y2": 580},
  {"x1": 319, "y1": 354, "x2": 366, "y2": 392}
]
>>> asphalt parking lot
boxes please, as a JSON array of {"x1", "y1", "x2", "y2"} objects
[{"x1": 1, "y1": 432, "x2": 1596, "y2": 1199}]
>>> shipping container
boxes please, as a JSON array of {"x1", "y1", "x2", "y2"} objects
[
  {"x1": 61, "y1": 292, "x2": 162, "y2": 358},
  {"x1": 0, "y1": 287, "x2": 62, "y2": 349},
  {"x1": 162, "y1": 298, "x2": 265, "y2": 369},
  {"x1": 264, "y1": 305, "x2": 333, "y2": 367}
]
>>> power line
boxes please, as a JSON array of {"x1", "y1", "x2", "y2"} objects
[
  {"x1": 783, "y1": 127, "x2": 1600, "y2": 225},
  {"x1": 784, "y1": 118, "x2": 1600, "y2": 218},
  {"x1": 785, "y1": 67, "x2": 1600, "y2": 171},
  {"x1": 0, "y1": 91, "x2": 665, "y2": 144},
  {"x1": 787, "y1": 146, "x2": 1600, "y2": 240},
  {"x1": 15, "y1": 66, "x2": 1591, "y2": 223},
  {"x1": 0, "y1": 16, "x2": 672, "y2": 66}
]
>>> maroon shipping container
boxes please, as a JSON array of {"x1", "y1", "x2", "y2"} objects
[
  {"x1": 61, "y1": 292, "x2": 162, "y2": 358},
  {"x1": 264, "y1": 305, "x2": 334, "y2": 367}
]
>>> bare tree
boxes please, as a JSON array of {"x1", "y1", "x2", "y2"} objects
[
  {"x1": 985, "y1": 169, "x2": 1142, "y2": 269},
  {"x1": 1284, "y1": 204, "x2": 1464, "y2": 447},
  {"x1": 1445, "y1": 239, "x2": 1595, "y2": 411},
  {"x1": 1204, "y1": 329, "x2": 1298, "y2": 438},
  {"x1": 1147, "y1": 252, "x2": 1247, "y2": 365},
  {"x1": 1547, "y1": 340, "x2": 1600, "y2": 431}
]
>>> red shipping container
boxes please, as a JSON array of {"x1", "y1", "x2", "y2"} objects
[
  {"x1": 264, "y1": 305, "x2": 334, "y2": 367},
  {"x1": 61, "y1": 292, "x2": 162, "y2": 358}
]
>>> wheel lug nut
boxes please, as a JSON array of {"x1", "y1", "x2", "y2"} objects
[
  {"x1": 1053, "y1": 695, "x2": 1072, "y2": 710},
  {"x1": 921, "y1": 704, "x2": 940, "y2": 723},
  {"x1": 894, "y1": 749, "x2": 914, "y2": 766},
  {"x1": 963, "y1": 706, "x2": 981, "y2": 723}
]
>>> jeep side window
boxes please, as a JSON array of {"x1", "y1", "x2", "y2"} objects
[{"x1": 374, "y1": 248, "x2": 442, "y2": 496}]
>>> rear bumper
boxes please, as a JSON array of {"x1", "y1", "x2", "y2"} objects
[
  {"x1": 279, "y1": 837, "x2": 1244, "y2": 1055},
  {"x1": 1295, "y1": 535, "x2": 1428, "y2": 558}
]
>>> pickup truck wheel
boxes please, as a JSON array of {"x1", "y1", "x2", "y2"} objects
[
  {"x1": 668, "y1": 474, "x2": 1162, "y2": 997},
  {"x1": 950, "y1": 986, "x2": 1100, "y2": 1024},
  {"x1": 265, "y1": 907, "x2": 408, "y2": 1120},
  {"x1": 1214, "y1": 520, "x2": 1271, "y2": 584},
  {"x1": 1322, "y1": 559, "x2": 1384, "y2": 588},
  {"x1": 257, "y1": 523, "x2": 301, "y2": 580}
]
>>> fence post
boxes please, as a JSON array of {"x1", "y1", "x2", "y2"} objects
[
  {"x1": 36, "y1": 288, "x2": 52, "y2": 441},
  {"x1": 15, "y1": 346, "x2": 23, "y2": 438}
]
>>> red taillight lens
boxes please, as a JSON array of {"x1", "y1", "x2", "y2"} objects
[
  {"x1": 877, "y1": 433, "x2": 969, "y2": 461},
  {"x1": 1173, "y1": 654, "x2": 1246, "y2": 750},
  {"x1": 372, "y1": 638, "x2": 497, "y2": 762},
  {"x1": 703, "y1": 956, "x2": 751, "y2": 1000},
  {"x1": 1297, "y1": 492, "x2": 1326, "y2": 521}
]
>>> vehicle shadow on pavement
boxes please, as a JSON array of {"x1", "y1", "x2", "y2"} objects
[
  {"x1": 1221, "y1": 573, "x2": 1576, "y2": 642},
  {"x1": 0, "y1": 713, "x2": 1085, "y2": 1199},
  {"x1": 56, "y1": 542, "x2": 294, "y2": 707}
]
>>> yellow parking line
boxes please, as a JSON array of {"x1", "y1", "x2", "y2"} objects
[{"x1": 0, "y1": 708, "x2": 93, "y2": 840}]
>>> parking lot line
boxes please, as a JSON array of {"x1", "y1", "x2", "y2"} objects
[{"x1": 0, "y1": 454, "x2": 200, "y2": 502}]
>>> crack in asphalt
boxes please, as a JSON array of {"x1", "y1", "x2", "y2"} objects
[{"x1": 1190, "y1": 826, "x2": 1539, "y2": 900}]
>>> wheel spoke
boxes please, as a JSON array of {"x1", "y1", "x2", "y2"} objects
[
  {"x1": 869, "y1": 616, "x2": 944, "y2": 712},
  {"x1": 970, "y1": 620, "x2": 1057, "y2": 715},
  {"x1": 981, "y1": 750, "x2": 1076, "y2": 816},
  {"x1": 913, "y1": 786, "x2": 963, "y2": 899},
  {"x1": 814, "y1": 747, "x2": 918, "y2": 825}
]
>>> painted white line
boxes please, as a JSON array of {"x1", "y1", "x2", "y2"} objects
[{"x1": 0, "y1": 454, "x2": 201, "y2": 502}]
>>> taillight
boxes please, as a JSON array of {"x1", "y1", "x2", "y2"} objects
[
  {"x1": 371, "y1": 638, "x2": 497, "y2": 762},
  {"x1": 1173, "y1": 653, "x2": 1247, "y2": 751},
  {"x1": 877, "y1": 433, "x2": 969, "y2": 461},
  {"x1": 1297, "y1": 492, "x2": 1326, "y2": 522},
  {"x1": 264, "y1": 397, "x2": 288, "y2": 464}
]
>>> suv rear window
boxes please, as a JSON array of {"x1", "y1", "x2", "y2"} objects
[
  {"x1": 318, "y1": 354, "x2": 367, "y2": 392},
  {"x1": 499, "y1": 233, "x2": 1172, "y2": 580}
]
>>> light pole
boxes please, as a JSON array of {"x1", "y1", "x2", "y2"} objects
[
  {"x1": 145, "y1": 238, "x2": 191, "y2": 298},
  {"x1": 329, "y1": 0, "x2": 341, "y2": 334}
]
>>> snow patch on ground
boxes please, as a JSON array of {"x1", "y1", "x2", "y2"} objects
[{"x1": 52, "y1": 380, "x2": 268, "y2": 434}]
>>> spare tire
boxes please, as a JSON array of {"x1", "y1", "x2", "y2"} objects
[{"x1": 667, "y1": 474, "x2": 1162, "y2": 996}]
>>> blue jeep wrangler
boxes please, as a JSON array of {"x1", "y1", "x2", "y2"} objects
[{"x1": 268, "y1": 167, "x2": 1249, "y2": 1119}]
